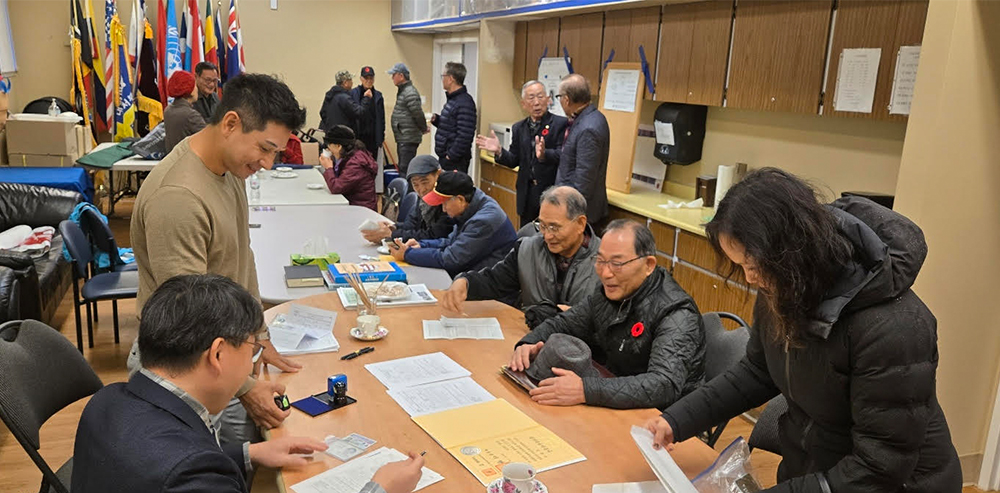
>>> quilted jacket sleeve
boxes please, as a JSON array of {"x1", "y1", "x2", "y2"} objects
[{"x1": 447, "y1": 96, "x2": 477, "y2": 160}]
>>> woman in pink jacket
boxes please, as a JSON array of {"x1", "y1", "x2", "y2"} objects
[{"x1": 320, "y1": 125, "x2": 378, "y2": 210}]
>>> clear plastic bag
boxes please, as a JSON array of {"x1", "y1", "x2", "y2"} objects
[{"x1": 692, "y1": 437, "x2": 762, "y2": 493}]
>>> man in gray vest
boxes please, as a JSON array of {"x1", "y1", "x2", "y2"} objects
[{"x1": 441, "y1": 186, "x2": 600, "y2": 327}]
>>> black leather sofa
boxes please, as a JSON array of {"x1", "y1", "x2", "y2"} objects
[{"x1": 0, "y1": 183, "x2": 85, "y2": 324}]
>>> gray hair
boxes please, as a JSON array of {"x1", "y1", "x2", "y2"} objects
[
  {"x1": 521, "y1": 80, "x2": 545, "y2": 99},
  {"x1": 559, "y1": 74, "x2": 591, "y2": 104},
  {"x1": 445, "y1": 62, "x2": 467, "y2": 85},
  {"x1": 540, "y1": 186, "x2": 588, "y2": 220},
  {"x1": 603, "y1": 219, "x2": 656, "y2": 257}
]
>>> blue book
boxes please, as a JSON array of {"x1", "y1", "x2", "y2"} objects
[{"x1": 326, "y1": 261, "x2": 407, "y2": 287}]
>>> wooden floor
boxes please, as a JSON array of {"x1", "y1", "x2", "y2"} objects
[{"x1": 0, "y1": 198, "x2": 985, "y2": 492}]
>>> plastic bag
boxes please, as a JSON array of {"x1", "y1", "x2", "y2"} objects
[
  {"x1": 132, "y1": 122, "x2": 167, "y2": 159},
  {"x1": 692, "y1": 437, "x2": 762, "y2": 493}
]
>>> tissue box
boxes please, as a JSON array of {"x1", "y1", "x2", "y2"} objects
[{"x1": 290, "y1": 253, "x2": 341, "y2": 270}]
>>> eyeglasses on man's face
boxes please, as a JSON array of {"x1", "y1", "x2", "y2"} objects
[
  {"x1": 533, "y1": 216, "x2": 580, "y2": 235},
  {"x1": 593, "y1": 256, "x2": 643, "y2": 273}
]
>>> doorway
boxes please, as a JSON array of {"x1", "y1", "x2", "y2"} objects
[{"x1": 431, "y1": 38, "x2": 478, "y2": 181}]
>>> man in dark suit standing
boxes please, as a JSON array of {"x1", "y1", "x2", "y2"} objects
[
  {"x1": 541, "y1": 74, "x2": 610, "y2": 225},
  {"x1": 476, "y1": 80, "x2": 568, "y2": 227},
  {"x1": 72, "y1": 274, "x2": 425, "y2": 493}
]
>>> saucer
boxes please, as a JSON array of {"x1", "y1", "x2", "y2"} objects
[
  {"x1": 486, "y1": 478, "x2": 547, "y2": 493},
  {"x1": 274, "y1": 171, "x2": 298, "y2": 179},
  {"x1": 307, "y1": 183, "x2": 324, "y2": 190},
  {"x1": 376, "y1": 245, "x2": 390, "y2": 255},
  {"x1": 350, "y1": 326, "x2": 389, "y2": 341},
  {"x1": 275, "y1": 166, "x2": 293, "y2": 172}
]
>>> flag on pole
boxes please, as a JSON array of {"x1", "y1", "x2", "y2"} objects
[
  {"x1": 225, "y1": 0, "x2": 242, "y2": 80},
  {"x1": 135, "y1": 19, "x2": 163, "y2": 135},
  {"x1": 70, "y1": 0, "x2": 94, "y2": 140},
  {"x1": 203, "y1": 0, "x2": 217, "y2": 66},
  {"x1": 103, "y1": 0, "x2": 116, "y2": 131},
  {"x1": 178, "y1": 2, "x2": 187, "y2": 70},
  {"x1": 127, "y1": 0, "x2": 144, "y2": 66},
  {"x1": 235, "y1": 0, "x2": 244, "y2": 71},
  {"x1": 111, "y1": 15, "x2": 136, "y2": 140},
  {"x1": 165, "y1": 0, "x2": 182, "y2": 84},
  {"x1": 156, "y1": 0, "x2": 167, "y2": 103},
  {"x1": 215, "y1": 0, "x2": 226, "y2": 82},
  {"x1": 184, "y1": 0, "x2": 204, "y2": 71},
  {"x1": 84, "y1": 0, "x2": 108, "y2": 134}
]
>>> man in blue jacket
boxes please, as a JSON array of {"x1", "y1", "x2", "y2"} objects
[
  {"x1": 390, "y1": 171, "x2": 516, "y2": 277},
  {"x1": 350, "y1": 66, "x2": 385, "y2": 159},
  {"x1": 72, "y1": 274, "x2": 424, "y2": 493},
  {"x1": 548, "y1": 74, "x2": 609, "y2": 224},
  {"x1": 432, "y1": 62, "x2": 476, "y2": 173}
]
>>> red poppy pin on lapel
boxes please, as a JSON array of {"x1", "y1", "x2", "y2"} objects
[
  {"x1": 541, "y1": 125, "x2": 549, "y2": 137},
  {"x1": 631, "y1": 322, "x2": 645, "y2": 337}
]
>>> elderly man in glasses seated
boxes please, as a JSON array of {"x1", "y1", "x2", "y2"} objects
[
  {"x1": 506, "y1": 219, "x2": 706, "y2": 410},
  {"x1": 441, "y1": 186, "x2": 601, "y2": 328}
]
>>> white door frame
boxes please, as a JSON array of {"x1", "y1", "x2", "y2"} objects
[
  {"x1": 979, "y1": 375, "x2": 1000, "y2": 489},
  {"x1": 431, "y1": 36, "x2": 479, "y2": 181}
]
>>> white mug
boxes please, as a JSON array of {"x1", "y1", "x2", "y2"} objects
[
  {"x1": 357, "y1": 314, "x2": 380, "y2": 338},
  {"x1": 501, "y1": 462, "x2": 536, "y2": 493}
]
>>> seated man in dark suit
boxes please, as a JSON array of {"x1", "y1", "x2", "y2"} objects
[{"x1": 72, "y1": 274, "x2": 424, "y2": 493}]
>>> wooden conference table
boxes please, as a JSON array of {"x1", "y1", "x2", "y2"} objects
[{"x1": 262, "y1": 291, "x2": 717, "y2": 492}]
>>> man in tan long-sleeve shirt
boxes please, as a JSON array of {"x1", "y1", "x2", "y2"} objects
[{"x1": 130, "y1": 73, "x2": 306, "y2": 447}]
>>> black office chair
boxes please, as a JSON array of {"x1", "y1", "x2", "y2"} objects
[
  {"x1": 78, "y1": 208, "x2": 137, "y2": 274},
  {"x1": 381, "y1": 177, "x2": 410, "y2": 221},
  {"x1": 398, "y1": 192, "x2": 418, "y2": 223},
  {"x1": 748, "y1": 394, "x2": 787, "y2": 456},
  {"x1": 0, "y1": 319, "x2": 104, "y2": 493},
  {"x1": 59, "y1": 220, "x2": 138, "y2": 352},
  {"x1": 699, "y1": 311, "x2": 750, "y2": 447}
]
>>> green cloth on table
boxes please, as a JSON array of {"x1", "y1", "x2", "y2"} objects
[{"x1": 76, "y1": 142, "x2": 134, "y2": 169}]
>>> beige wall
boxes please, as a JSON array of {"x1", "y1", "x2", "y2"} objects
[
  {"x1": 893, "y1": 0, "x2": 1000, "y2": 480},
  {"x1": 476, "y1": 20, "x2": 524, "y2": 134},
  {"x1": 632, "y1": 100, "x2": 908, "y2": 200},
  {"x1": 7, "y1": 0, "x2": 435, "y2": 154}
]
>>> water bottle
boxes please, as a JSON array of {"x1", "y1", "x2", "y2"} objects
[
  {"x1": 249, "y1": 173, "x2": 261, "y2": 203},
  {"x1": 47, "y1": 98, "x2": 59, "y2": 116}
]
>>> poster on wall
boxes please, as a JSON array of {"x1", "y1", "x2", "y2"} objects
[{"x1": 537, "y1": 57, "x2": 570, "y2": 117}]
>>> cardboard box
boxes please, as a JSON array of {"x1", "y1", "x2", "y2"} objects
[
  {"x1": 6, "y1": 116, "x2": 79, "y2": 156},
  {"x1": 8, "y1": 153, "x2": 77, "y2": 167},
  {"x1": 301, "y1": 142, "x2": 319, "y2": 165}
]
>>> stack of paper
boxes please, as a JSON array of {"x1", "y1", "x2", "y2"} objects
[
  {"x1": 365, "y1": 352, "x2": 471, "y2": 390},
  {"x1": 290, "y1": 447, "x2": 444, "y2": 493},
  {"x1": 413, "y1": 399, "x2": 586, "y2": 486},
  {"x1": 422, "y1": 316, "x2": 504, "y2": 340},
  {"x1": 337, "y1": 283, "x2": 438, "y2": 309},
  {"x1": 268, "y1": 304, "x2": 340, "y2": 355},
  {"x1": 387, "y1": 377, "x2": 496, "y2": 417},
  {"x1": 629, "y1": 426, "x2": 698, "y2": 493}
]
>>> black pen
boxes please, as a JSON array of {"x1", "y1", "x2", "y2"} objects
[
  {"x1": 420, "y1": 451, "x2": 427, "y2": 456},
  {"x1": 340, "y1": 346, "x2": 375, "y2": 360}
]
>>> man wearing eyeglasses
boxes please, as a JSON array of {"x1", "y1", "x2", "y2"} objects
[
  {"x1": 73, "y1": 275, "x2": 425, "y2": 493},
  {"x1": 475, "y1": 81, "x2": 568, "y2": 227},
  {"x1": 508, "y1": 219, "x2": 705, "y2": 410},
  {"x1": 431, "y1": 62, "x2": 476, "y2": 173},
  {"x1": 442, "y1": 186, "x2": 600, "y2": 327},
  {"x1": 193, "y1": 62, "x2": 221, "y2": 121}
]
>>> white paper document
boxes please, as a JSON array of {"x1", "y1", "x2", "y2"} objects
[
  {"x1": 387, "y1": 377, "x2": 496, "y2": 417},
  {"x1": 629, "y1": 426, "x2": 698, "y2": 493},
  {"x1": 538, "y1": 57, "x2": 571, "y2": 117},
  {"x1": 889, "y1": 45, "x2": 921, "y2": 115},
  {"x1": 603, "y1": 69, "x2": 641, "y2": 113},
  {"x1": 422, "y1": 317, "x2": 504, "y2": 340},
  {"x1": 653, "y1": 121, "x2": 675, "y2": 146},
  {"x1": 834, "y1": 48, "x2": 881, "y2": 113},
  {"x1": 593, "y1": 481, "x2": 668, "y2": 493},
  {"x1": 365, "y1": 352, "x2": 471, "y2": 390},
  {"x1": 290, "y1": 447, "x2": 444, "y2": 493},
  {"x1": 268, "y1": 305, "x2": 340, "y2": 355}
]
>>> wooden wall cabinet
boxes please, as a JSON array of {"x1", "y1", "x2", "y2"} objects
[
  {"x1": 558, "y1": 13, "x2": 604, "y2": 94},
  {"x1": 727, "y1": 0, "x2": 834, "y2": 114},
  {"x1": 672, "y1": 263, "x2": 756, "y2": 324},
  {"x1": 481, "y1": 162, "x2": 519, "y2": 225},
  {"x1": 602, "y1": 7, "x2": 661, "y2": 99},
  {"x1": 822, "y1": 0, "x2": 929, "y2": 121},
  {"x1": 513, "y1": 21, "x2": 528, "y2": 92},
  {"x1": 656, "y1": 1, "x2": 733, "y2": 106},
  {"x1": 525, "y1": 18, "x2": 560, "y2": 83}
]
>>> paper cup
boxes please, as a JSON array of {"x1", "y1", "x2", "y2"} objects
[{"x1": 358, "y1": 314, "x2": 380, "y2": 338}]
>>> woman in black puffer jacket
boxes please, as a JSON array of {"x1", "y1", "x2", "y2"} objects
[{"x1": 644, "y1": 168, "x2": 962, "y2": 492}]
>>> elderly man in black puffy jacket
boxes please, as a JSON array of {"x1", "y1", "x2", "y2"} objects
[
  {"x1": 509, "y1": 219, "x2": 705, "y2": 410},
  {"x1": 431, "y1": 62, "x2": 476, "y2": 173}
]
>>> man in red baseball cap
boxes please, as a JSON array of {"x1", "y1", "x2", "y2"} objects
[
  {"x1": 350, "y1": 65, "x2": 385, "y2": 159},
  {"x1": 164, "y1": 71, "x2": 205, "y2": 152},
  {"x1": 390, "y1": 171, "x2": 517, "y2": 277}
]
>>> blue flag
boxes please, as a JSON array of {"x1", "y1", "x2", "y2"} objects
[{"x1": 165, "y1": 0, "x2": 182, "y2": 83}]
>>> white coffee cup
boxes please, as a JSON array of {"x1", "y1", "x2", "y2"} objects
[
  {"x1": 501, "y1": 462, "x2": 536, "y2": 493},
  {"x1": 357, "y1": 314, "x2": 380, "y2": 338}
]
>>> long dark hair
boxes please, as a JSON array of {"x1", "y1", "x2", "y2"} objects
[{"x1": 705, "y1": 168, "x2": 853, "y2": 344}]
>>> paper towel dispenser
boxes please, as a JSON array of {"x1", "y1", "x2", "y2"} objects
[{"x1": 652, "y1": 103, "x2": 708, "y2": 166}]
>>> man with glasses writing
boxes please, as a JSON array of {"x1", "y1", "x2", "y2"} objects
[
  {"x1": 442, "y1": 186, "x2": 599, "y2": 327},
  {"x1": 476, "y1": 81, "x2": 568, "y2": 227},
  {"x1": 507, "y1": 219, "x2": 706, "y2": 409}
]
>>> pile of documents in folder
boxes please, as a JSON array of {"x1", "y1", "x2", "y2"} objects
[
  {"x1": 268, "y1": 304, "x2": 340, "y2": 355},
  {"x1": 366, "y1": 352, "x2": 586, "y2": 486}
]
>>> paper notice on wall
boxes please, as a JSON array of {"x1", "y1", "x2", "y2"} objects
[
  {"x1": 889, "y1": 45, "x2": 921, "y2": 115},
  {"x1": 603, "y1": 69, "x2": 641, "y2": 113},
  {"x1": 834, "y1": 48, "x2": 881, "y2": 113},
  {"x1": 654, "y1": 121, "x2": 675, "y2": 146},
  {"x1": 538, "y1": 57, "x2": 571, "y2": 117}
]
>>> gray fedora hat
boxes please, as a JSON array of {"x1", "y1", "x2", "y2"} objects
[{"x1": 526, "y1": 333, "x2": 601, "y2": 381}]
